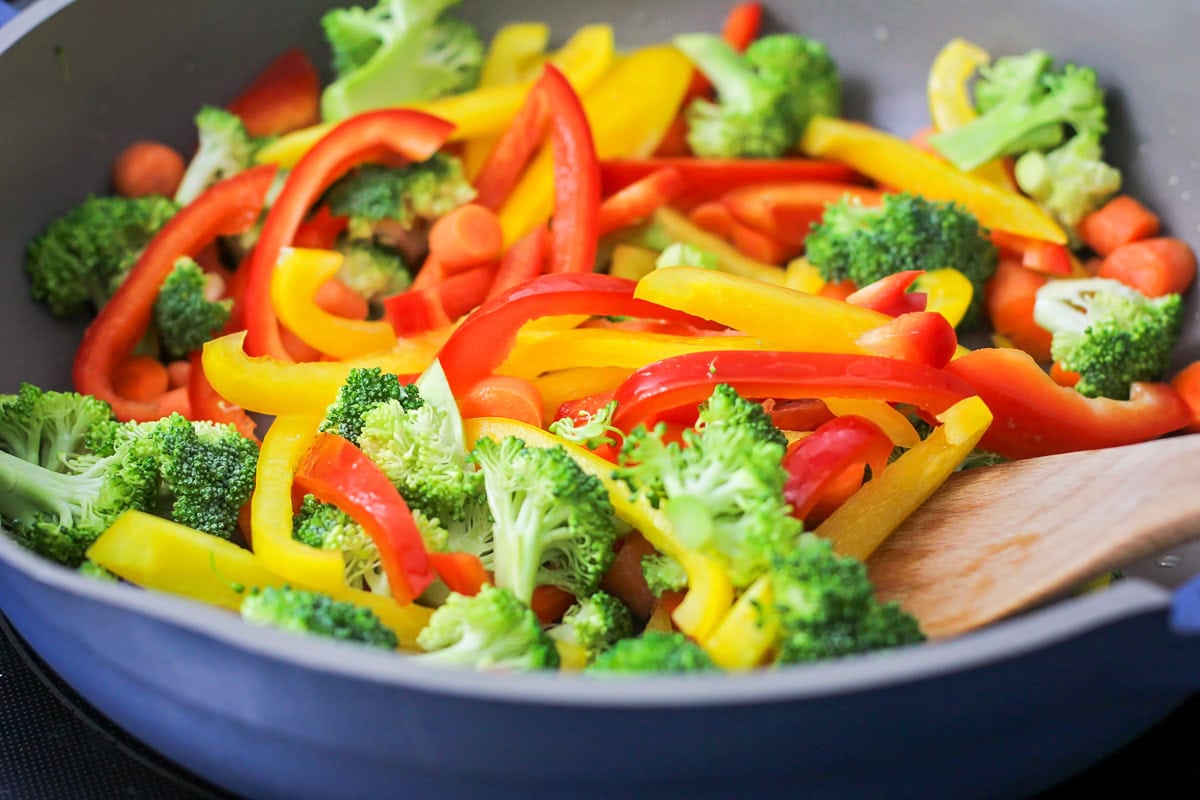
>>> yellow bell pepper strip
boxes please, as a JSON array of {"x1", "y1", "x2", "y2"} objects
[
  {"x1": 635, "y1": 266, "x2": 887, "y2": 353},
  {"x1": 784, "y1": 256, "x2": 826, "y2": 294},
  {"x1": 500, "y1": 328, "x2": 763, "y2": 380},
  {"x1": 201, "y1": 330, "x2": 441, "y2": 416},
  {"x1": 462, "y1": 416, "x2": 734, "y2": 639},
  {"x1": 815, "y1": 395, "x2": 993, "y2": 561},
  {"x1": 534, "y1": 366, "x2": 633, "y2": 420},
  {"x1": 703, "y1": 574, "x2": 778, "y2": 670},
  {"x1": 927, "y1": 38, "x2": 1015, "y2": 189},
  {"x1": 498, "y1": 45, "x2": 693, "y2": 246},
  {"x1": 251, "y1": 413, "x2": 347, "y2": 594},
  {"x1": 270, "y1": 247, "x2": 397, "y2": 359},
  {"x1": 609, "y1": 243, "x2": 659, "y2": 282},
  {"x1": 257, "y1": 25, "x2": 616, "y2": 170},
  {"x1": 463, "y1": 22, "x2": 552, "y2": 178},
  {"x1": 87, "y1": 510, "x2": 433, "y2": 649},
  {"x1": 824, "y1": 398, "x2": 922, "y2": 448},
  {"x1": 653, "y1": 207, "x2": 786, "y2": 285},
  {"x1": 912, "y1": 267, "x2": 974, "y2": 330},
  {"x1": 800, "y1": 116, "x2": 1066, "y2": 244}
]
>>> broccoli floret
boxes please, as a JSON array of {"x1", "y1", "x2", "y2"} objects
[
  {"x1": 320, "y1": 0, "x2": 484, "y2": 120},
  {"x1": 805, "y1": 192, "x2": 997, "y2": 326},
  {"x1": 174, "y1": 106, "x2": 274, "y2": 206},
  {"x1": 26, "y1": 194, "x2": 177, "y2": 317},
  {"x1": 414, "y1": 585, "x2": 560, "y2": 670},
  {"x1": 743, "y1": 33, "x2": 841, "y2": 137},
  {"x1": 0, "y1": 383, "x2": 114, "y2": 472},
  {"x1": 656, "y1": 241, "x2": 719, "y2": 270},
  {"x1": 325, "y1": 153, "x2": 475, "y2": 236},
  {"x1": 548, "y1": 591, "x2": 635, "y2": 663},
  {"x1": 769, "y1": 533, "x2": 924, "y2": 664},
  {"x1": 1014, "y1": 132, "x2": 1121, "y2": 231},
  {"x1": 586, "y1": 631, "x2": 717, "y2": 674},
  {"x1": 240, "y1": 585, "x2": 398, "y2": 650},
  {"x1": 641, "y1": 552, "x2": 689, "y2": 596},
  {"x1": 548, "y1": 400, "x2": 623, "y2": 452},
  {"x1": 929, "y1": 51, "x2": 1107, "y2": 172},
  {"x1": 292, "y1": 494, "x2": 385, "y2": 592},
  {"x1": 320, "y1": 367, "x2": 423, "y2": 445},
  {"x1": 1034, "y1": 277, "x2": 1183, "y2": 400},
  {"x1": 333, "y1": 239, "x2": 411, "y2": 310},
  {"x1": 470, "y1": 436, "x2": 618, "y2": 604},
  {"x1": 153, "y1": 257, "x2": 232, "y2": 359},
  {"x1": 673, "y1": 33, "x2": 795, "y2": 158},
  {"x1": 615, "y1": 384, "x2": 798, "y2": 588},
  {"x1": 78, "y1": 559, "x2": 119, "y2": 582}
]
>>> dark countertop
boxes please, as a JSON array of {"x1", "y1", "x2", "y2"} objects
[{"x1": 2, "y1": 611, "x2": 1198, "y2": 800}]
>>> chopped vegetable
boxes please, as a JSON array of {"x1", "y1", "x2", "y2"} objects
[{"x1": 415, "y1": 584, "x2": 560, "y2": 670}]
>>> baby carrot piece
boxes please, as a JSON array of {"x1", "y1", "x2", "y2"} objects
[
  {"x1": 113, "y1": 355, "x2": 170, "y2": 403},
  {"x1": 1097, "y1": 237, "x2": 1197, "y2": 298},
  {"x1": 428, "y1": 203, "x2": 505, "y2": 273},
  {"x1": 457, "y1": 375, "x2": 545, "y2": 428},
  {"x1": 1078, "y1": 195, "x2": 1160, "y2": 257},
  {"x1": 111, "y1": 141, "x2": 186, "y2": 198}
]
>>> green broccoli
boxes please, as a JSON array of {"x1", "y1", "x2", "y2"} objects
[
  {"x1": 26, "y1": 194, "x2": 177, "y2": 317},
  {"x1": 470, "y1": 436, "x2": 618, "y2": 604},
  {"x1": 0, "y1": 383, "x2": 114, "y2": 472},
  {"x1": 320, "y1": 366, "x2": 423, "y2": 445},
  {"x1": 240, "y1": 585, "x2": 398, "y2": 650},
  {"x1": 153, "y1": 257, "x2": 232, "y2": 359},
  {"x1": 805, "y1": 192, "x2": 997, "y2": 326},
  {"x1": 320, "y1": 0, "x2": 484, "y2": 121},
  {"x1": 743, "y1": 33, "x2": 841, "y2": 137},
  {"x1": 548, "y1": 591, "x2": 635, "y2": 663},
  {"x1": 414, "y1": 585, "x2": 560, "y2": 670},
  {"x1": 615, "y1": 384, "x2": 798, "y2": 588},
  {"x1": 548, "y1": 399, "x2": 622, "y2": 451},
  {"x1": 768, "y1": 533, "x2": 924, "y2": 664},
  {"x1": 78, "y1": 559, "x2": 119, "y2": 582},
  {"x1": 655, "y1": 241, "x2": 719, "y2": 270},
  {"x1": 292, "y1": 494, "x2": 384, "y2": 592},
  {"x1": 1014, "y1": 132, "x2": 1121, "y2": 231},
  {"x1": 1034, "y1": 277, "x2": 1183, "y2": 399},
  {"x1": 641, "y1": 552, "x2": 689, "y2": 596},
  {"x1": 325, "y1": 153, "x2": 475, "y2": 237},
  {"x1": 174, "y1": 106, "x2": 274, "y2": 206},
  {"x1": 673, "y1": 33, "x2": 795, "y2": 158},
  {"x1": 928, "y1": 51, "x2": 1107, "y2": 172},
  {"x1": 586, "y1": 631, "x2": 717, "y2": 674},
  {"x1": 333, "y1": 239, "x2": 411, "y2": 312}
]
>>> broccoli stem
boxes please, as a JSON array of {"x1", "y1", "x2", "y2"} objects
[
  {"x1": 673, "y1": 34, "x2": 759, "y2": 112},
  {"x1": 0, "y1": 451, "x2": 98, "y2": 525}
]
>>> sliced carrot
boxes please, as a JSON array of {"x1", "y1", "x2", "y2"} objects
[
  {"x1": 313, "y1": 277, "x2": 369, "y2": 321},
  {"x1": 111, "y1": 141, "x2": 186, "y2": 199},
  {"x1": 1079, "y1": 195, "x2": 1160, "y2": 257},
  {"x1": 113, "y1": 355, "x2": 170, "y2": 403},
  {"x1": 688, "y1": 201, "x2": 736, "y2": 240},
  {"x1": 410, "y1": 254, "x2": 447, "y2": 291},
  {"x1": 721, "y1": 2, "x2": 764, "y2": 50},
  {"x1": 428, "y1": 203, "x2": 504, "y2": 273},
  {"x1": 721, "y1": 182, "x2": 885, "y2": 247},
  {"x1": 458, "y1": 375, "x2": 545, "y2": 428},
  {"x1": 818, "y1": 279, "x2": 857, "y2": 302},
  {"x1": 165, "y1": 360, "x2": 192, "y2": 390},
  {"x1": 1170, "y1": 360, "x2": 1200, "y2": 433},
  {"x1": 487, "y1": 225, "x2": 548, "y2": 300},
  {"x1": 427, "y1": 551, "x2": 490, "y2": 597},
  {"x1": 1097, "y1": 237, "x2": 1197, "y2": 298},
  {"x1": 598, "y1": 532, "x2": 658, "y2": 620},
  {"x1": 984, "y1": 257, "x2": 1053, "y2": 362},
  {"x1": 990, "y1": 230, "x2": 1072, "y2": 276},
  {"x1": 530, "y1": 584, "x2": 576, "y2": 625},
  {"x1": 729, "y1": 219, "x2": 799, "y2": 264}
]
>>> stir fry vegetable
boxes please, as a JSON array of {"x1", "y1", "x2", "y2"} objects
[{"x1": 7, "y1": 1, "x2": 1199, "y2": 676}]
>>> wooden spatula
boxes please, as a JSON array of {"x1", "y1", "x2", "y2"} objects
[{"x1": 866, "y1": 434, "x2": 1200, "y2": 640}]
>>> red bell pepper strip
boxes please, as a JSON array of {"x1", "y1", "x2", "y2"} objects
[
  {"x1": 227, "y1": 49, "x2": 321, "y2": 138},
  {"x1": 438, "y1": 273, "x2": 721, "y2": 395},
  {"x1": 186, "y1": 352, "x2": 259, "y2": 442},
  {"x1": 782, "y1": 415, "x2": 894, "y2": 520},
  {"x1": 294, "y1": 432, "x2": 433, "y2": 604},
  {"x1": 292, "y1": 205, "x2": 349, "y2": 249},
  {"x1": 688, "y1": 201, "x2": 737, "y2": 240},
  {"x1": 486, "y1": 224, "x2": 548, "y2": 300},
  {"x1": 239, "y1": 110, "x2": 454, "y2": 361},
  {"x1": 611, "y1": 350, "x2": 975, "y2": 431},
  {"x1": 473, "y1": 84, "x2": 551, "y2": 211},
  {"x1": 73, "y1": 166, "x2": 277, "y2": 422},
  {"x1": 944, "y1": 347, "x2": 1191, "y2": 458},
  {"x1": 856, "y1": 311, "x2": 957, "y2": 370},
  {"x1": 721, "y1": 182, "x2": 885, "y2": 247},
  {"x1": 601, "y1": 158, "x2": 860, "y2": 201},
  {"x1": 427, "y1": 551, "x2": 490, "y2": 597},
  {"x1": 384, "y1": 262, "x2": 496, "y2": 336},
  {"x1": 846, "y1": 270, "x2": 926, "y2": 317},
  {"x1": 989, "y1": 230, "x2": 1072, "y2": 276},
  {"x1": 542, "y1": 64, "x2": 601, "y2": 274},
  {"x1": 597, "y1": 167, "x2": 686, "y2": 236}
]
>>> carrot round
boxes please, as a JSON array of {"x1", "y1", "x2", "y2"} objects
[
  {"x1": 1079, "y1": 195, "x2": 1160, "y2": 256},
  {"x1": 457, "y1": 375, "x2": 545, "y2": 428},
  {"x1": 111, "y1": 141, "x2": 186, "y2": 199},
  {"x1": 1097, "y1": 237, "x2": 1197, "y2": 298},
  {"x1": 984, "y1": 258, "x2": 1053, "y2": 362},
  {"x1": 428, "y1": 203, "x2": 504, "y2": 273},
  {"x1": 112, "y1": 355, "x2": 170, "y2": 402}
]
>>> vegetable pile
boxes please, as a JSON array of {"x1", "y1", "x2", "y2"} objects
[{"x1": 6, "y1": 1, "x2": 1200, "y2": 675}]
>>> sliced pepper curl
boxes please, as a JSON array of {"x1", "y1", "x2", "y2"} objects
[{"x1": 270, "y1": 247, "x2": 397, "y2": 359}]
